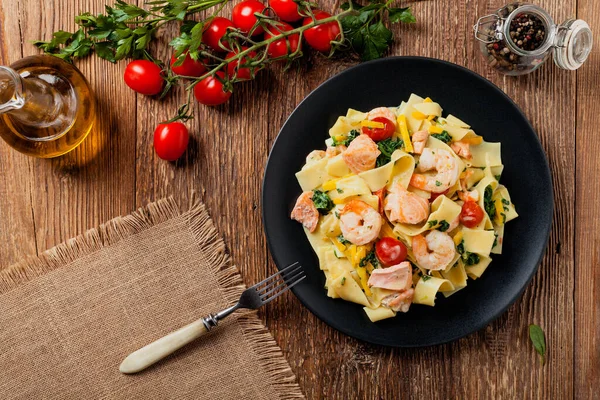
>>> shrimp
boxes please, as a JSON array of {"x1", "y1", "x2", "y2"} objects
[
  {"x1": 412, "y1": 130, "x2": 429, "y2": 155},
  {"x1": 412, "y1": 230, "x2": 456, "y2": 271},
  {"x1": 382, "y1": 289, "x2": 414, "y2": 313},
  {"x1": 447, "y1": 214, "x2": 461, "y2": 232},
  {"x1": 384, "y1": 183, "x2": 430, "y2": 225},
  {"x1": 410, "y1": 148, "x2": 459, "y2": 193},
  {"x1": 290, "y1": 191, "x2": 319, "y2": 233},
  {"x1": 367, "y1": 107, "x2": 397, "y2": 125},
  {"x1": 326, "y1": 144, "x2": 346, "y2": 158},
  {"x1": 450, "y1": 140, "x2": 472, "y2": 159},
  {"x1": 342, "y1": 134, "x2": 381, "y2": 174},
  {"x1": 339, "y1": 199, "x2": 382, "y2": 245},
  {"x1": 306, "y1": 150, "x2": 326, "y2": 164}
]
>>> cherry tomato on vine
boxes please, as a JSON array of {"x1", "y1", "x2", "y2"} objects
[
  {"x1": 269, "y1": 0, "x2": 302, "y2": 22},
  {"x1": 430, "y1": 188, "x2": 449, "y2": 202},
  {"x1": 302, "y1": 10, "x2": 341, "y2": 53},
  {"x1": 264, "y1": 21, "x2": 300, "y2": 59},
  {"x1": 203, "y1": 17, "x2": 234, "y2": 51},
  {"x1": 460, "y1": 201, "x2": 485, "y2": 228},
  {"x1": 226, "y1": 47, "x2": 258, "y2": 80},
  {"x1": 193, "y1": 71, "x2": 232, "y2": 106},
  {"x1": 232, "y1": 0, "x2": 266, "y2": 35},
  {"x1": 170, "y1": 53, "x2": 206, "y2": 77},
  {"x1": 153, "y1": 122, "x2": 189, "y2": 161},
  {"x1": 375, "y1": 237, "x2": 408, "y2": 267},
  {"x1": 361, "y1": 117, "x2": 395, "y2": 141},
  {"x1": 123, "y1": 60, "x2": 164, "y2": 96}
]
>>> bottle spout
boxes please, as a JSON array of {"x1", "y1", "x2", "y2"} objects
[{"x1": 0, "y1": 66, "x2": 25, "y2": 114}]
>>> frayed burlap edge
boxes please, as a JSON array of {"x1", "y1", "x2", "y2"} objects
[{"x1": 0, "y1": 196, "x2": 305, "y2": 400}]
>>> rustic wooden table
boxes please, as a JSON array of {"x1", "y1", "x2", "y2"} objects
[{"x1": 1, "y1": 0, "x2": 598, "y2": 398}]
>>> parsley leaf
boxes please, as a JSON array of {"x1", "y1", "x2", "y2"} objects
[
  {"x1": 341, "y1": 276, "x2": 346, "y2": 285},
  {"x1": 376, "y1": 138, "x2": 403, "y2": 167},
  {"x1": 312, "y1": 190, "x2": 334, "y2": 215},
  {"x1": 431, "y1": 130, "x2": 452, "y2": 144}
]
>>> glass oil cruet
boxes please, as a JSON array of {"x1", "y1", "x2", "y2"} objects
[{"x1": 0, "y1": 55, "x2": 95, "y2": 158}]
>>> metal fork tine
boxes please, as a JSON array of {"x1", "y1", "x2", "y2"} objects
[
  {"x1": 255, "y1": 264, "x2": 303, "y2": 293},
  {"x1": 252, "y1": 262, "x2": 299, "y2": 288},
  {"x1": 259, "y1": 270, "x2": 305, "y2": 300},
  {"x1": 261, "y1": 275, "x2": 306, "y2": 305}
]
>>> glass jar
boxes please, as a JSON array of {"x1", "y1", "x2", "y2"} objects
[{"x1": 474, "y1": 2, "x2": 593, "y2": 75}]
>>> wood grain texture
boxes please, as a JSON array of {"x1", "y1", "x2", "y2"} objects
[{"x1": 0, "y1": 0, "x2": 596, "y2": 398}]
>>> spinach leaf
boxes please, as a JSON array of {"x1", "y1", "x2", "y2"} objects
[
  {"x1": 484, "y1": 185, "x2": 496, "y2": 220},
  {"x1": 376, "y1": 138, "x2": 403, "y2": 167},
  {"x1": 431, "y1": 130, "x2": 452, "y2": 143},
  {"x1": 332, "y1": 129, "x2": 359, "y2": 147},
  {"x1": 312, "y1": 190, "x2": 334, "y2": 215}
]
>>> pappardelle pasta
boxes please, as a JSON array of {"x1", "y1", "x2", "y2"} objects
[{"x1": 290, "y1": 94, "x2": 518, "y2": 322}]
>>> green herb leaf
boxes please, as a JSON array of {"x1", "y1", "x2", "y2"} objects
[
  {"x1": 422, "y1": 275, "x2": 431, "y2": 281},
  {"x1": 332, "y1": 129, "x2": 359, "y2": 147},
  {"x1": 427, "y1": 220, "x2": 438, "y2": 228},
  {"x1": 341, "y1": 276, "x2": 346, "y2": 285},
  {"x1": 312, "y1": 190, "x2": 334, "y2": 215},
  {"x1": 388, "y1": 7, "x2": 416, "y2": 24},
  {"x1": 484, "y1": 185, "x2": 495, "y2": 220},
  {"x1": 529, "y1": 324, "x2": 546, "y2": 365},
  {"x1": 457, "y1": 239, "x2": 480, "y2": 265},
  {"x1": 376, "y1": 138, "x2": 403, "y2": 167},
  {"x1": 337, "y1": 235, "x2": 351, "y2": 245},
  {"x1": 359, "y1": 250, "x2": 379, "y2": 268},
  {"x1": 437, "y1": 220, "x2": 450, "y2": 232},
  {"x1": 431, "y1": 130, "x2": 452, "y2": 144}
]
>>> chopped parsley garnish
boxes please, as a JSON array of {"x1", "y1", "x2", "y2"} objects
[
  {"x1": 493, "y1": 232, "x2": 499, "y2": 248},
  {"x1": 437, "y1": 220, "x2": 450, "y2": 232},
  {"x1": 422, "y1": 275, "x2": 432, "y2": 281},
  {"x1": 359, "y1": 251, "x2": 379, "y2": 268},
  {"x1": 312, "y1": 190, "x2": 334, "y2": 215},
  {"x1": 483, "y1": 185, "x2": 495, "y2": 220},
  {"x1": 334, "y1": 211, "x2": 340, "y2": 219},
  {"x1": 435, "y1": 180, "x2": 442, "y2": 187},
  {"x1": 494, "y1": 174, "x2": 502, "y2": 181},
  {"x1": 341, "y1": 277, "x2": 346, "y2": 285},
  {"x1": 336, "y1": 188, "x2": 344, "y2": 193},
  {"x1": 332, "y1": 129, "x2": 359, "y2": 147},
  {"x1": 337, "y1": 235, "x2": 351, "y2": 245},
  {"x1": 457, "y1": 239, "x2": 480, "y2": 266},
  {"x1": 427, "y1": 220, "x2": 438, "y2": 228},
  {"x1": 431, "y1": 130, "x2": 452, "y2": 143},
  {"x1": 376, "y1": 138, "x2": 404, "y2": 167}
]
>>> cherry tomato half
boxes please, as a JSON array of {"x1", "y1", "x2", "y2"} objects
[
  {"x1": 361, "y1": 117, "x2": 395, "y2": 141},
  {"x1": 153, "y1": 122, "x2": 189, "y2": 161},
  {"x1": 124, "y1": 60, "x2": 164, "y2": 96},
  {"x1": 264, "y1": 21, "x2": 300, "y2": 59},
  {"x1": 170, "y1": 53, "x2": 207, "y2": 77},
  {"x1": 375, "y1": 237, "x2": 408, "y2": 267},
  {"x1": 232, "y1": 0, "x2": 266, "y2": 35},
  {"x1": 269, "y1": 0, "x2": 302, "y2": 22},
  {"x1": 193, "y1": 71, "x2": 232, "y2": 106},
  {"x1": 460, "y1": 201, "x2": 485, "y2": 228},
  {"x1": 226, "y1": 47, "x2": 258, "y2": 80},
  {"x1": 203, "y1": 17, "x2": 234, "y2": 51},
  {"x1": 430, "y1": 188, "x2": 449, "y2": 202},
  {"x1": 302, "y1": 10, "x2": 341, "y2": 53}
]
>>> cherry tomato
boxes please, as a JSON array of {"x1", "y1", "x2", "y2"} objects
[
  {"x1": 361, "y1": 117, "x2": 395, "y2": 141},
  {"x1": 375, "y1": 237, "x2": 408, "y2": 267},
  {"x1": 302, "y1": 10, "x2": 341, "y2": 53},
  {"x1": 153, "y1": 122, "x2": 189, "y2": 161},
  {"x1": 123, "y1": 60, "x2": 164, "y2": 96},
  {"x1": 460, "y1": 201, "x2": 485, "y2": 228},
  {"x1": 203, "y1": 17, "x2": 234, "y2": 51},
  {"x1": 373, "y1": 187, "x2": 386, "y2": 215},
  {"x1": 430, "y1": 188, "x2": 449, "y2": 202},
  {"x1": 226, "y1": 47, "x2": 257, "y2": 80},
  {"x1": 269, "y1": 0, "x2": 302, "y2": 22},
  {"x1": 170, "y1": 53, "x2": 206, "y2": 77},
  {"x1": 232, "y1": 0, "x2": 266, "y2": 35},
  {"x1": 193, "y1": 71, "x2": 232, "y2": 106},
  {"x1": 264, "y1": 22, "x2": 300, "y2": 59}
]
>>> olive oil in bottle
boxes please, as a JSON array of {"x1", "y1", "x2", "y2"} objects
[{"x1": 0, "y1": 55, "x2": 95, "y2": 158}]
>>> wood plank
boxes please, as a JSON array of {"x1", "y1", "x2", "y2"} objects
[
  {"x1": 5, "y1": 0, "x2": 137, "y2": 255},
  {"x1": 0, "y1": 1, "x2": 38, "y2": 268},
  {"x1": 575, "y1": 0, "x2": 600, "y2": 398}
]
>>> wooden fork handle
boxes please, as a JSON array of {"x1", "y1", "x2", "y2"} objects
[{"x1": 119, "y1": 318, "x2": 210, "y2": 374}]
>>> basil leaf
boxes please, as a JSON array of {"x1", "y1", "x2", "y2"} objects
[
  {"x1": 529, "y1": 324, "x2": 546, "y2": 365},
  {"x1": 388, "y1": 7, "x2": 416, "y2": 24}
]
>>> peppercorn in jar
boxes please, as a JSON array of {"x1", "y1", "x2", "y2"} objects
[{"x1": 474, "y1": 2, "x2": 593, "y2": 75}]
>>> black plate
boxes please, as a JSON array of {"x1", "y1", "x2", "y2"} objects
[{"x1": 262, "y1": 57, "x2": 553, "y2": 347}]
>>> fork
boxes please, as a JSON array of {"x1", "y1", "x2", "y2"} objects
[{"x1": 119, "y1": 262, "x2": 305, "y2": 374}]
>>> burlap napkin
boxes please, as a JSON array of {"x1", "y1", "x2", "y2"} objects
[{"x1": 0, "y1": 198, "x2": 304, "y2": 399}]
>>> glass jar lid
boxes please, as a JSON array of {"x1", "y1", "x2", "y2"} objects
[{"x1": 553, "y1": 19, "x2": 593, "y2": 70}]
